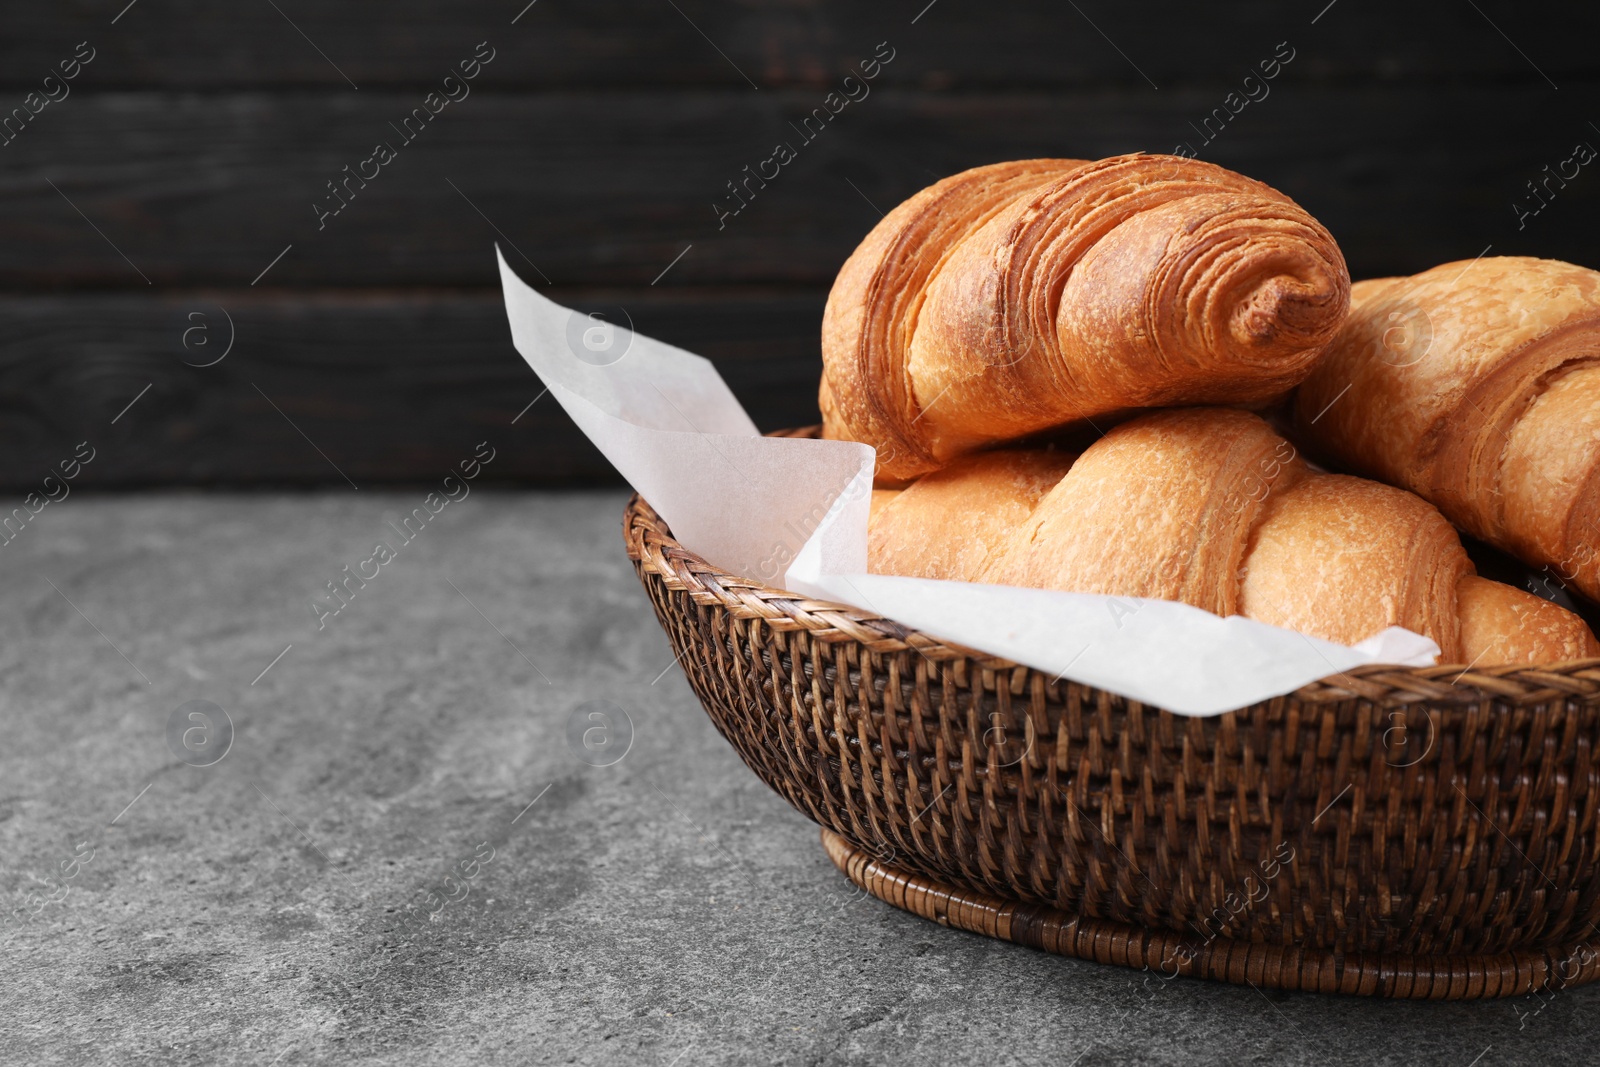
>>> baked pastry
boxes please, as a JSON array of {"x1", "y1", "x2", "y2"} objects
[
  {"x1": 866, "y1": 449, "x2": 1076, "y2": 581},
  {"x1": 868, "y1": 409, "x2": 1597, "y2": 665},
  {"x1": 1294, "y1": 255, "x2": 1600, "y2": 603},
  {"x1": 821, "y1": 154, "x2": 1350, "y2": 482}
]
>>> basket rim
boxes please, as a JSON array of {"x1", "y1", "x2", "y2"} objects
[{"x1": 622, "y1": 427, "x2": 1600, "y2": 710}]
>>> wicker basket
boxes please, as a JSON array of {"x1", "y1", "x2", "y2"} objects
[{"x1": 623, "y1": 430, "x2": 1600, "y2": 999}]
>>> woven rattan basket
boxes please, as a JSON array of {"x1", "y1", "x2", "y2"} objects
[{"x1": 623, "y1": 429, "x2": 1600, "y2": 999}]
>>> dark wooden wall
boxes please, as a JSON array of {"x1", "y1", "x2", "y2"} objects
[{"x1": 5, "y1": 1, "x2": 1599, "y2": 487}]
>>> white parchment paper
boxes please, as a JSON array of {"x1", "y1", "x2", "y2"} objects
[{"x1": 497, "y1": 250, "x2": 1437, "y2": 715}]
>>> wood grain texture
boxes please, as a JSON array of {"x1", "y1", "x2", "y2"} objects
[
  {"x1": 4, "y1": 0, "x2": 1595, "y2": 89},
  {"x1": 7, "y1": 87, "x2": 1600, "y2": 290},
  {"x1": 0, "y1": 288, "x2": 825, "y2": 488},
  {"x1": 6, "y1": 1, "x2": 1600, "y2": 485}
]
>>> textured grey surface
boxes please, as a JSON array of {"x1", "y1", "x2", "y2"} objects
[{"x1": 1, "y1": 490, "x2": 1595, "y2": 1066}]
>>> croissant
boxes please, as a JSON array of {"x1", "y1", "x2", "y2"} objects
[
  {"x1": 1294, "y1": 256, "x2": 1600, "y2": 603},
  {"x1": 866, "y1": 409, "x2": 1598, "y2": 666},
  {"x1": 866, "y1": 449, "x2": 1076, "y2": 581},
  {"x1": 821, "y1": 154, "x2": 1351, "y2": 482}
]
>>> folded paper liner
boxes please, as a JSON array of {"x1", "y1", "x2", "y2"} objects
[{"x1": 497, "y1": 250, "x2": 1436, "y2": 715}]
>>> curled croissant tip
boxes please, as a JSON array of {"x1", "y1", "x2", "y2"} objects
[{"x1": 1229, "y1": 269, "x2": 1346, "y2": 350}]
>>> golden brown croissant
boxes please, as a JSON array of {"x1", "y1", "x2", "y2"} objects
[
  {"x1": 866, "y1": 449, "x2": 1076, "y2": 581},
  {"x1": 1294, "y1": 256, "x2": 1600, "y2": 604},
  {"x1": 821, "y1": 154, "x2": 1351, "y2": 482},
  {"x1": 867, "y1": 409, "x2": 1597, "y2": 666}
]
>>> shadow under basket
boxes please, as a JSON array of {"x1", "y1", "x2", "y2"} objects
[{"x1": 622, "y1": 432, "x2": 1600, "y2": 999}]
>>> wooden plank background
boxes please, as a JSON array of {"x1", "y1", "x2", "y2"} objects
[{"x1": 4, "y1": 0, "x2": 1598, "y2": 486}]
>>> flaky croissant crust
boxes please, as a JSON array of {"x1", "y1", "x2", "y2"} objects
[
  {"x1": 866, "y1": 409, "x2": 1598, "y2": 666},
  {"x1": 1295, "y1": 256, "x2": 1600, "y2": 600},
  {"x1": 822, "y1": 154, "x2": 1350, "y2": 481}
]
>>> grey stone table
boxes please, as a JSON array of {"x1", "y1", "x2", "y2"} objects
[{"x1": 3, "y1": 491, "x2": 1594, "y2": 1066}]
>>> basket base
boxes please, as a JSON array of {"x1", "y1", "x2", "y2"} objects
[{"x1": 821, "y1": 829, "x2": 1600, "y2": 1000}]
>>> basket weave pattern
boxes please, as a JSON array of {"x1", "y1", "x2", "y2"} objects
[{"x1": 624, "y1": 439, "x2": 1600, "y2": 997}]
